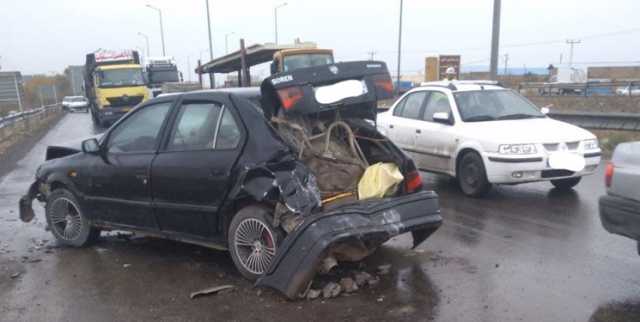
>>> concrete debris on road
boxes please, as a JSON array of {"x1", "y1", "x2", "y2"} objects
[
  {"x1": 339, "y1": 277, "x2": 358, "y2": 293},
  {"x1": 306, "y1": 289, "x2": 322, "y2": 300},
  {"x1": 322, "y1": 282, "x2": 342, "y2": 299},
  {"x1": 377, "y1": 264, "x2": 391, "y2": 275},
  {"x1": 354, "y1": 271, "x2": 373, "y2": 287},
  {"x1": 190, "y1": 285, "x2": 234, "y2": 299},
  {"x1": 10, "y1": 272, "x2": 21, "y2": 279}
]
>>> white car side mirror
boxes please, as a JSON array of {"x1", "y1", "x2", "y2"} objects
[
  {"x1": 433, "y1": 112, "x2": 452, "y2": 125},
  {"x1": 540, "y1": 105, "x2": 552, "y2": 115}
]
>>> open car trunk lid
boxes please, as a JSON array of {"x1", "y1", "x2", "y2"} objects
[
  {"x1": 256, "y1": 190, "x2": 442, "y2": 299},
  {"x1": 260, "y1": 61, "x2": 394, "y2": 121}
]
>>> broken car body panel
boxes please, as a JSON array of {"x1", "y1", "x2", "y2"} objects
[{"x1": 256, "y1": 190, "x2": 441, "y2": 299}]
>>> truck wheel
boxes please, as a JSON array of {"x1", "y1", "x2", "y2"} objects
[
  {"x1": 551, "y1": 177, "x2": 581, "y2": 190},
  {"x1": 228, "y1": 205, "x2": 283, "y2": 281},
  {"x1": 45, "y1": 189, "x2": 100, "y2": 247},
  {"x1": 457, "y1": 151, "x2": 492, "y2": 197}
]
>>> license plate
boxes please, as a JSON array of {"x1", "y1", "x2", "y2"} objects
[
  {"x1": 314, "y1": 80, "x2": 368, "y2": 105},
  {"x1": 548, "y1": 152, "x2": 585, "y2": 172}
]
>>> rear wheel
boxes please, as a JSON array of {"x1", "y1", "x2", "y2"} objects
[
  {"x1": 457, "y1": 151, "x2": 492, "y2": 197},
  {"x1": 45, "y1": 189, "x2": 100, "y2": 247},
  {"x1": 228, "y1": 205, "x2": 283, "y2": 280},
  {"x1": 551, "y1": 177, "x2": 581, "y2": 190}
]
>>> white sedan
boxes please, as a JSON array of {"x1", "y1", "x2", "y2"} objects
[{"x1": 377, "y1": 81, "x2": 602, "y2": 197}]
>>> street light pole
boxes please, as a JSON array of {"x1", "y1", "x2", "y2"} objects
[
  {"x1": 566, "y1": 39, "x2": 581, "y2": 67},
  {"x1": 274, "y1": 2, "x2": 287, "y2": 44},
  {"x1": 396, "y1": 0, "x2": 403, "y2": 95},
  {"x1": 489, "y1": 0, "x2": 501, "y2": 80},
  {"x1": 225, "y1": 32, "x2": 235, "y2": 54},
  {"x1": 146, "y1": 4, "x2": 166, "y2": 56},
  {"x1": 137, "y1": 32, "x2": 151, "y2": 57},
  {"x1": 205, "y1": 0, "x2": 215, "y2": 88}
]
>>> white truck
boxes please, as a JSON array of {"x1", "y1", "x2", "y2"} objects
[
  {"x1": 145, "y1": 57, "x2": 181, "y2": 97},
  {"x1": 541, "y1": 67, "x2": 587, "y2": 95}
]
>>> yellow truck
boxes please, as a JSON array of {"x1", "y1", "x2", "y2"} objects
[
  {"x1": 269, "y1": 48, "x2": 334, "y2": 74},
  {"x1": 84, "y1": 50, "x2": 150, "y2": 126}
]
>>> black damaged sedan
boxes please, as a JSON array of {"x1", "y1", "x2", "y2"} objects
[{"x1": 19, "y1": 61, "x2": 442, "y2": 299}]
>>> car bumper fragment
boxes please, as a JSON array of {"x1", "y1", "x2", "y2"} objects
[
  {"x1": 599, "y1": 195, "x2": 640, "y2": 242},
  {"x1": 255, "y1": 190, "x2": 442, "y2": 299},
  {"x1": 19, "y1": 181, "x2": 42, "y2": 223}
]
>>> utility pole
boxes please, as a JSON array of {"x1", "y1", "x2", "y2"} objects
[
  {"x1": 489, "y1": 0, "x2": 501, "y2": 80},
  {"x1": 52, "y1": 85, "x2": 58, "y2": 104},
  {"x1": 503, "y1": 53, "x2": 509, "y2": 76},
  {"x1": 367, "y1": 50, "x2": 377, "y2": 61},
  {"x1": 137, "y1": 32, "x2": 151, "y2": 57},
  {"x1": 274, "y1": 3, "x2": 288, "y2": 44},
  {"x1": 566, "y1": 39, "x2": 581, "y2": 67},
  {"x1": 205, "y1": 0, "x2": 215, "y2": 88},
  {"x1": 146, "y1": 5, "x2": 166, "y2": 56},
  {"x1": 396, "y1": 0, "x2": 404, "y2": 95}
]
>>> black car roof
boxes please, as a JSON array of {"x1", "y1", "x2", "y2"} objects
[{"x1": 184, "y1": 87, "x2": 261, "y2": 101}]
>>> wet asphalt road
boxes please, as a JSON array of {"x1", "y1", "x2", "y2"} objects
[{"x1": 1, "y1": 112, "x2": 639, "y2": 322}]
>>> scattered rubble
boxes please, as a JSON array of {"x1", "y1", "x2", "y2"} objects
[
  {"x1": 377, "y1": 264, "x2": 391, "y2": 275},
  {"x1": 354, "y1": 271, "x2": 373, "y2": 287},
  {"x1": 190, "y1": 285, "x2": 234, "y2": 299},
  {"x1": 339, "y1": 277, "x2": 358, "y2": 293},
  {"x1": 322, "y1": 282, "x2": 342, "y2": 299},
  {"x1": 306, "y1": 289, "x2": 322, "y2": 300},
  {"x1": 10, "y1": 272, "x2": 21, "y2": 279}
]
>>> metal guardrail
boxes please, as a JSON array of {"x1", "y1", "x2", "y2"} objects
[
  {"x1": 519, "y1": 81, "x2": 640, "y2": 97},
  {"x1": 0, "y1": 103, "x2": 60, "y2": 128},
  {"x1": 548, "y1": 111, "x2": 640, "y2": 131}
]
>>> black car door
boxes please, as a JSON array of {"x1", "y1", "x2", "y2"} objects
[
  {"x1": 86, "y1": 99, "x2": 174, "y2": 229},
  {"x1": 150, "y1": 93, "x2": 244, "y2": 238}
]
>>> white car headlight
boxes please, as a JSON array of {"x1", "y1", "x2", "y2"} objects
[
  {"x1": 583, "y1": 139, "x2": 599, "y2": 150},
  {"x1": 498, "y1": 144, "x2": 537, "y2": 155}
]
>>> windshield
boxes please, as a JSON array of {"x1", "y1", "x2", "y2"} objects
[
  {"x1": 98, "y1": 68, "x2": 145, "y2": 87},
  {"x1": 282, "y1": 53, "x2": 334, "y2": 72},
  {"x1": 453, "y1": 89, "x2": 544, "y2": 122},
  {"x1": 149, "y1": 69, "x2": 179, "y2": 84}
]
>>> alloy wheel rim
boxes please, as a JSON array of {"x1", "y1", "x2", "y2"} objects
[
  {"x1": 234, "y1": 218, "x2": 276, "y2": 275},
  {"x1": 49, "y1": 197, "x2": 83, "y2": 241}
]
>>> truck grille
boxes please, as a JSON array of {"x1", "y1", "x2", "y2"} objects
[{"x1": 106, "y1": 95, "x2": 144, "y2": 107}]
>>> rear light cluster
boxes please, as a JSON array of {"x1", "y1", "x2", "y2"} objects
[
  {"x1": 605, "y1": 162, "x2": 614, "y2": 188},
  {"x1": 404, "y1": 170, "x2": 423, "y2": 193},
  {"x1": 373, "y1": 74, "x2": 394, "y2": 95},
  {"x1": 277, "y1": 86, "x2": 304, "y2": 110}
]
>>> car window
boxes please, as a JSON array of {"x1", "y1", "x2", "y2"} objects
[
  {"x1": 399, "y1": 92, "x2": 427, "y2": 120},
  {"x1": 107, "y1": 102, "x2": 172, "y2": 153},
  {"x1": 167, "y1": 102, "x2": 222, "y2": 151},
  {"x1": 422, "y1": 92, "x2": 452, "y2": 122},
  {"x1": 392, "y1": 96, "x2": 408, "y2": 117},
  {"x1": 215, "y1": 108, "x2": 241, "y2": 149}
]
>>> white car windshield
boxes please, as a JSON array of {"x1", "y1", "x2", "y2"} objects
[{"x1": 454, "y1": 89, "x2": 544, "y2": 122}]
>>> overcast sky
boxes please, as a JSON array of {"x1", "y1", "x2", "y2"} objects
[{"x1": 2, "y1": 0, "x2": 640, "y2": 80}]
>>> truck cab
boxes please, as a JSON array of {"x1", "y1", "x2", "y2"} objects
[
  {"x1": 145, "y1": 57, "x2": 181, "y2": 97},
  {"x1": 270, "y1": 48, "x2": 334, "y2": 75},
  {"x1": 85, "y1": 50, "x2": 150, "y2": 127}
]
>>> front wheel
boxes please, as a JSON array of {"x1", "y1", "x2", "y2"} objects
[
  {"x1": 551, "y1": 177, "x2": 581, "y2": 190},
  {"x1": 228, "y1": 205, "x2": 283, "y2": 280},
  {"x1": 45, "y1": 189, "x2": 100, "y2": 247},
  {"x1": 457, "y1": 151, "x2": 492, "y2": 197}
]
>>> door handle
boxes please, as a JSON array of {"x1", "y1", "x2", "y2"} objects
[
  {"x1": 389, "y1": 124, "x2": 394, "y2": 129},
  {"x1": 135, "y1": 174, "x2": 148, "y2": 185},
  {"x1": 416, "y1": 129, "x2": 421, "y2": 134}
]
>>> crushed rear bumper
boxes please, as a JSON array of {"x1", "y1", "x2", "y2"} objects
[{"x1": 256, "y1": 190, "x2": 442, "y2": 299}]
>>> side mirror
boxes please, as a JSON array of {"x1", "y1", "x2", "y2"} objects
[
  {"x1": 433, "y1": 112, "x2": 452, "y2": 125},
  {"x1": 81, "y1": 138, "x2": 100, "y2": 154}
]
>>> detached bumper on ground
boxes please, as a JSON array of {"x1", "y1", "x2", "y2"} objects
[{"x1": 256, "y1": 190, "x2": 442, "y2": 299}]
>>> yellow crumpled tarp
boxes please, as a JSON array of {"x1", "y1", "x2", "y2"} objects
[{"x1": 357, "y1": 162, "x2": 404, "y2": 200}]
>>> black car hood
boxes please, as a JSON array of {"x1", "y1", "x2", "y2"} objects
[{"x1": 45, "y1": 134, "x2": 102, "y2": 161}]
